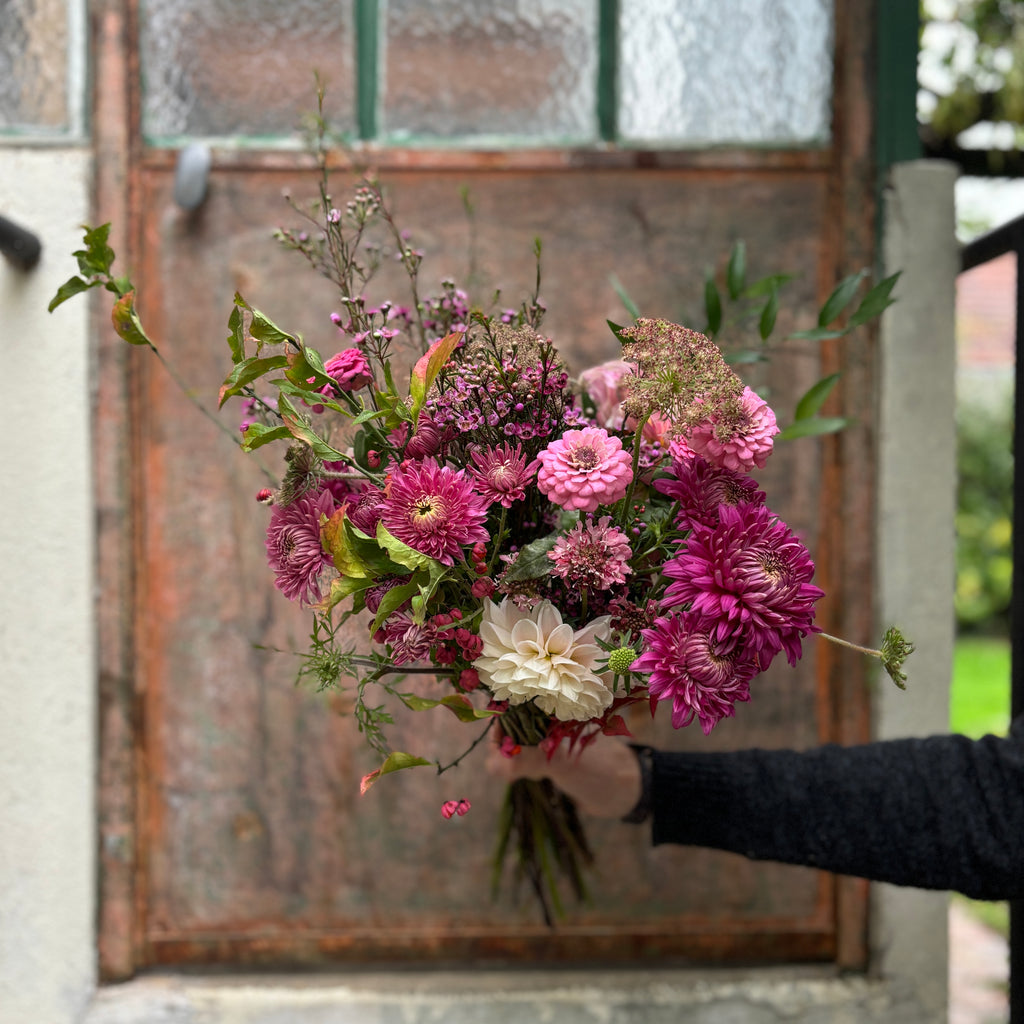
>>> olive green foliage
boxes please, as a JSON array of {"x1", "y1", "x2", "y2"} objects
[{"x1": 956, "y1": 384, "x2": 1013, "y2": 632}]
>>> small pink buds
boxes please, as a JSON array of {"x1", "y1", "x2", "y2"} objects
[{"x1": 441, "y1": 799, "x2": 471, "y2": 819}]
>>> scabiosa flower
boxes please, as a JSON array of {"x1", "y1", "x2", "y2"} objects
[
  {"x1": 474, "y1": 598, "x2": 614, "y2": 721},
  {"x1": 379, "y1": 457, "x2": 490, "y2": 565},
  {"x1": 549, "y1": 515, "x2": 633, "y2": 590},
  {"x1": 661, "y1": 503, "x2": 824, "y2": 668},
  {"x1": 631, "y1": 611, "x2": 758, "y2": 734},
  {"x1": 536, "y1": 427, "x2": 633, "y2": 513},
  {"x1": 468, "y1": 442, "x2": 539, "y2": 508},
  {"x1": 264, "y1": 488, "x2": 335, "y2": 605},
  {"x1": 378, "y1": 612, "x2": 436, "y2": 665},
  {"x1": 687, "y1": 386, "x2": 779, "y2": 473},
  {"x1": 322, "y1": 347, "x2": 373, "y2": 393},
  {"x1": 654, "y1": 454, "x2": 766, "y2": 532}
]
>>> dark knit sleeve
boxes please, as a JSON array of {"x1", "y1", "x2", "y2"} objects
[{"x1": 649, "y1": 716, "x2": 1024, "y2": 900}]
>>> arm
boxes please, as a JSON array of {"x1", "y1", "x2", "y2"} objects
[{"x1": 650, "y1": 716, "x2": 1024, "y2": 900}]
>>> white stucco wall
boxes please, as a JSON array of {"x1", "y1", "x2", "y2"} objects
[
  {"x1": 0, "y1": 155, "x2": 957, "y2": 1023},
  {"x1": 0, "y1": 148, "x2": 96, "y2": 1024}
]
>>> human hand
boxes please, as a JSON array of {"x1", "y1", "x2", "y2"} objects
[{"x1": 489, "y1": 732, "x2": 643, "y2": 820}]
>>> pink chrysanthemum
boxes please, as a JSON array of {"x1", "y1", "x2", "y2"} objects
[
  {"x1": 378, "y1": 612, "x2": 436, "y2": 665},
  {"x1": 468, "y1": 442, "x2": 539, "y2": 508},
  {"x1": 549, "y1": 515, "x2": 633, "y2": 590},
  {"x1": 264, "y1": 488, "x2": 335, "y2": 605},
  {"x1": 379, "y1": 458, "x2": 490, "y2": 565},
  {"x1": 536, "y1": 427, "x2": 633, "y2": 513},
  {"x1": 687, "y1": 386, "x2": 779, "y2": 473},
  {"x1": 322, "y1": 347, "x2": 373, "y2": 393},
  {"x1": 661, "y1": 503, "x2": 824, "y2": 667},
  {"x1": 348, "y1": 485, "x2": 386, "y2": 535},
  {"x1": 631, "y1": 611, "x2": 757, "y2": 734},
  {"x1": 654, "y1": 454, "x2": 766, "y2": 532}
]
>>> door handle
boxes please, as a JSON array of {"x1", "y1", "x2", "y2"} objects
[{"x1": 0, "y1": 215, "x2": 42, "y2": 270}]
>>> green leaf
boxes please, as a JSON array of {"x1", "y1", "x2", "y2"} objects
[
  {"x1": 607, "y1": 320, "x2": 629, "y2": 345},
  {"x1": 793, "y1": 373, "x2": 841, "y2": 421},
  {"x1": 110, "y1": 291, "x2": 151, "y2": 347},
  {"x1": 359, "y1": 751, "x2": 433, "y2": 794},
  {"x1": 369, "y1": 579, "x2": 421, "y2": 636},
  {"x1": 351, "y1": 406, "x2": 389, "y2": 425},
  {"x1": 375, "y1": 522, "x2": 444, "y2": 575},
  {"x1": 726, "y1": 241, "x2": 747, "y2": 300},
  {"x1": 409, "y1": 331, "x2": 460, "y2": 419},
  {"x1": 818, "y1": 270, "x2": 868, "y2": 327},
  {"x1": 401, "y1": 693, "x2": 498, "y2": 722},
  {"x1": 725, "y1": 349, "x2": 769, "y2": 366},
  {"x1": 776, "y1": 416, "x2": 852, "y2": 441},
  {"x1": 704, "y1": 275, "x2": 722, "y2": 336},
  {"x1": 786, "y1": 326, "x2": 847, "y2": 343},
  {"x1": 277, "y1": 393, "x2": 346, "y2": 460},
  {"x1": 74, "y1": 223, "x2": 115, "y2": 278},
  {"x1": 609, "y1": 273, "x2": 640, "y2": 321},
  {"x1": 758, "y1": 288, "x2": 779, "y2": 340},
  {"x1": 741, "y1": 272, "x2": 795, "y2": 299},
  {"x1": 846, "y1": 271, "x2": 901, "y2": 329},
  {"x1": 218, "y1": 354, "x2": 290, "y2": 407},
  {"x1": 226, "y1": 304, "x2": 246, "y2": 363},
  {"x1": 501, "y1": 532, "x2": 559, "y2": 583},
  {"x1": 240, "y1": 423, "x2": 292, "y2": 451},
  {"x1": 48, "y1": 275, "x2": 97, "y2": 313}
]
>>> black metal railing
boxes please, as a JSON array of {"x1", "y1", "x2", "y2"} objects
[{"x1": 960, "y1": 212, "x2": 1024, "y2": 1023}]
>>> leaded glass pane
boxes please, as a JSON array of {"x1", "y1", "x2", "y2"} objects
[
  {"x1": 381, "y1": 0, "x2": 598, "y2": 144},
  {"x1": 618, "y1": 0, "x2": 833, "y2": 146},
  {"x1": 0, "y1": 0, "x2": 70, "y2": 133},
  {"x1": 140, "y1": 0, "x2": 356, "y2": 143}
]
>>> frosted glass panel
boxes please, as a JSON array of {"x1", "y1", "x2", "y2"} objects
[
  {"x1": 140, "y1": 0, "x2": 356, "y2": 142},
  {"x1": 0, "y1": 0, "x2": 70, "y2": 132},
  {"x1": 382, "y1": 0, "x2": 598, "y2": 143},
  {"x1": 618, "y1": 0, "x2": 833, "y2": 145}
]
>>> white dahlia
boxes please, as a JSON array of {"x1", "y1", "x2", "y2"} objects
[{"x1": 474, "y1": 598, "x2": 615, "y2": 721}]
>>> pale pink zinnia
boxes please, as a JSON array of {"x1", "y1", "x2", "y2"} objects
[
  {"x1": 661, "y1": 502, "x2": 823, "y2": 668},
  {"x1": 264, "y1": 488, "x2": 335, "y2": 605},
  {"x1": 687, "y1": 386, "x2": 779, "y2": 473},
  {"x1": 379, "y1": 457, "x2": 490, "y2": 565},
  {"x1": 654, "y1": 454, "x2": 766, "y2": 532},
  {"x1": 468, "y1": 442, "x2": 538, "y2": 508},
  {"x1": 631, "y1": 611, "x2": 757, "y2": 734},
  {"x1": 549, "y1": 515, "x2": 633, "y2": 590},
  {"x1": 579, "y1": 358, "x2": 635, "y2": 429},
  {"x1": 536, "y1": 426, "x2": 633, "y2": 513}
]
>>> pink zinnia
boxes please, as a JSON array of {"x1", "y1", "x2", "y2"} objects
[
  {"x1": 579, "y1": 358, "x2": 635, "y2": 429},
  {"x1": 323, "y1": 347, "x2": 373, "y2": 393},
  {"x1": 549, "y1": 515, "x2": 633, "y2": 590},
  {"x1": 661, "y1": 502, "x2": 823, "y2": 668},
  {"x1": 379, "y1": 458, "x2": 490, "y2": 566},
  {"x1": 654, "y1": 454, "x2": 766, "y2": 532},
  {"x1": 468, "y1": 442, "x2": 538, "y2": 508},
  {"x1": 264, "y1": 488, "x2": 335, "y2": 605},
  {"x1": 687, "y1": 386, "x2": 779, "y2": 473},
  {"x1": 631, "y1": 611, "x2": 757, "y2": 734},
  {"x1": 536, "y1": 426, "x2": 633, "y2": 513}
]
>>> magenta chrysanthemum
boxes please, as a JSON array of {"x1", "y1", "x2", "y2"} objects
[
  {"x1": 265, "y1": 488, "x2": 335, "y2": 605},
  {"x1": 661, "y1": 502, "x2": 824, "y2": 667},
  {"x1": 536, "y1": 426, "x2": 633, "y2": 513},
  {"x1": 468, "y1": 442, "x2": 539, "y2": 508},
  {"x1": 377, "y1": 612, "x2": 436, "y2": 665},
  {"x1": 549, "y1": 515, "x2": 633, "y2": 590},
  {"x1": 631, "y1": 611, "x2": 757, "y2": 734},
  {"x1": 687, "y1": 386, "x2": 779, "y2": 473},
  {"x1": 654, "y1": 454, "x2": 766, "y2": 532},
  {"x1": 379, "y1": 457, "x2": 490, "y2": 565},
  {"x1": 323, "y1": 347, "x2": 373, "y2": 393}
]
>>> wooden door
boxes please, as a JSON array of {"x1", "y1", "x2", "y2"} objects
[{"x1": 93, "y1": 0, "x2": 878, "y2": 978}]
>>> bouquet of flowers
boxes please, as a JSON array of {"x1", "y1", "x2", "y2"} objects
[{"x1": 52, "y1": 146, "x2": 911, "y2": 924}]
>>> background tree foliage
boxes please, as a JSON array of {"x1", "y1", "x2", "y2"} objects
[{"x1": 919, "y1": 0, "x2": 1024, "y2": 175}]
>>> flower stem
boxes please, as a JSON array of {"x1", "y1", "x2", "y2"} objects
[
  {"x1": 817, "y1": 631, "x2": 880, "y2": 658},
  {"x1": 617, "y1": 415, "x2": 648, "y2": 530}
]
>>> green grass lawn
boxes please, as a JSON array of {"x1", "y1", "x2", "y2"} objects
[
  {"x1": 950, "y1": 635, "x2": 1011, "y2": 738},
  {"x1": 950, "y1": 634, "x2": 1011, "y2": 937}
]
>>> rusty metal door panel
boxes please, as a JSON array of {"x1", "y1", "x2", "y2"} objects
[{"x1": 127, "y1": 165, "x2": 849, "y2": 967}]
